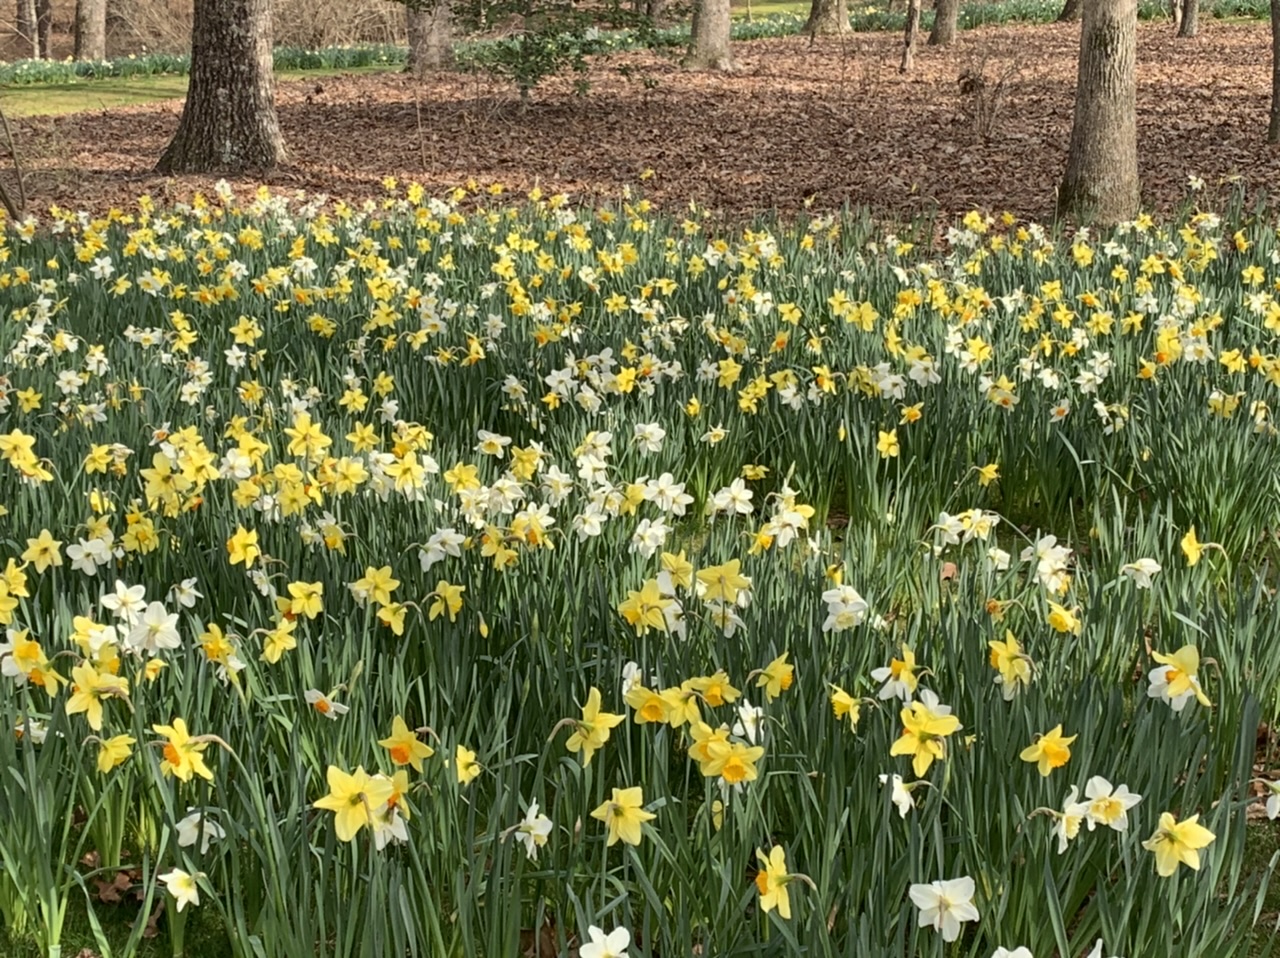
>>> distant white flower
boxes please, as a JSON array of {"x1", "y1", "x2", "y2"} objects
[
  {"x1": 159, "y1": 868, "x2": 202, "y2": 912},
  {"x1": 1083, "y1": 776, "x2": 1142, "y2": 832},
  {"x1": 878, "y1": 772, "x2": 914, "y2": 819},
  {"x1": 514, "y1": 802, "x2": 553, "y2": 861},
  {"x1": 1086, "y1": 940, "x2": 1124, "y2": 958},
  {"x1": 1261, "y1": 779, "x2": 1280, "y2": 820},
  {"x1": 908, "y1": 876, "x2": 979, "y2": 942},
  {"x1": 1119, "y1": 558, "x2": 1161, "y2": 589},
  {"x1": 580, "y1": 925, "x2": 630, "y2": 958},
  {"x1": 176, "y1": 808, "x2": 226, "y2": 854},
  {"x1": 304, "y1": 689, "x2": 349, "y2": 720},
  {"x1": 101, "y1": 580, "x2": 146, "y2": 625},
  {"x1": 169, "y1": 577, "x2": 203, "y2": 608},
  {"x1": 733, "y1": 700, "x2": 764, "y2": 744},
  {"x1": 1054, "y1": 786, "x2": 1091, "y2": 854},
  {"x1": 991, "y1": 949, "x2": 1034, "y2": 958},
  {"x1": 126, "y1": 602, "x2": 180, "y2": 655}
]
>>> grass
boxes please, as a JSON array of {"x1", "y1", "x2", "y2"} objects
[{"x1": 0, "y1": 65, "x2": 395, "y2": 118}]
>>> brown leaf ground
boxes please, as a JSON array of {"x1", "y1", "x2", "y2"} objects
[{"x1": 13, "y1": 19, "x2": 1280, "y2": 220}]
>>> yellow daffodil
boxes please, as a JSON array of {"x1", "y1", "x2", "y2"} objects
[
  {"x1": 755, "y1": 652, "x2": 794, "y2": 703},
  {"x1": 153, "y1": 718, "x2": 215, "y2": 782},
  {"x1": 755, "y1": 845, "x2": 793, "y2": 919},
  {"x1": 1142, "y1": 812, "x2": 1215, "y2": 876},
  {"x1": 1019, "y1": 724, "x2": 1076, "y2": 777},
  {"x1": 379, "y1": 715, "x2": 435, "y2": 771},
  {"x1": 97, "y1": 734, "x2": 135, "y2": 774},
  {"x1": 565, "y1": 687, "x2": 625, "y2": 765},
  {"x1": 890, "y1": 698, "x2": 961, "y2": 777},
  {"x1": 314, "y1": 765, "x2": 395, "y2": 842},
  {"x1": 590, "y1": 786, "x2": 655, "y2": 846}
]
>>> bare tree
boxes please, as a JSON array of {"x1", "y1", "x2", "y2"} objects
[
  {"x1": 805, "y1": 0, "x2": 850, "y2": 35},
  {"x1": 36, "y1": 0, "x2": 51, "y2": 56},
  {"x1": 75, "y1": 0, "x2": 108, "y2": 60},
  {"x1": 900, "y1": 0, "x2": 921, "y2": 71},
  {"x1": 17, "y1": 0, "x2": 38, "y2": 57},
  {"x1": 157, "y1": 0, "x2": 286, "y2": 173},
  {"x1": 686, "y1": 0, "x2": 733, "y2": 70},
  {"x1": 406, "y1": 1, "x2": 453, "y2": 74},
  {"x1": 1058, "y1": 0, "x2": 1139, "y2": 224},
  {"x1": 1270, "y1": 0, "x2": 1280, "y2": 141},
  {"x1": 929, "y1": 0, "x2": 959, "y2": 45},
  {"x1": 1057, "y1": 0, "x2": 1081, "y2": 21},
  {"x1": 1177, "y1": 0, "x2": 1197, "y2": 36}
]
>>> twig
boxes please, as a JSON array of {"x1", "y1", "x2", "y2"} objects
[{"x1": 0, "y1": 103, "x2": 27, "y2": 220}]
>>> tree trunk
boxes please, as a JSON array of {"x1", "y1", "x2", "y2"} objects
[
  {"x1": 156, "y1": 0, "x2": 285, "y2": 174},
  {"x1": 406, "y1": 2, "x2": 453, "y2": 75},
  {"x1": 1057, "y1": 0, "x2": 1081, "y2": 21},
  {"x1": 1270, "y1": 0, "x2": 1280, "y2": 141},
  {"x1": 35, "y1": 0, "x2": 51, "y2": 57},
  {"x1": 17, "y1": 0, "x2": 38, "y2": 57},
  {"x1": 646, "y1": 0, "x2": 668, "y2": 22},
  {"x1": 1058, "y1": 0, "x2": 1138, "y2": 225},
  {"x1": 686, "y1": 0, "x2": 733, "y2": 70},
  {"x1": 929, "y1": 0, "x2": 958, "y2": 44},
  {"x1": 74, "y1": 0, "x2": 108, "y2": 60},
  {"x1": 900, "y1": 0, "x2": 921, "y2": 71},
  {"x1": 1178, "y1": 0, "x2": 1197, "y2": 35},
  {"x1": 1171, "y1": 0, "x2": 1182, "y2": 30},
  {"x1": 806, "y1": 0, "x2": 850, "y2": 35}
]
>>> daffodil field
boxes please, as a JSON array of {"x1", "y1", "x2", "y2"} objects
[{"x1": 2, "y1": 182, "x2": 1280, "y2": 958}]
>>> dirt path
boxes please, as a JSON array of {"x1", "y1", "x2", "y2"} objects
[{"x1": 13, "y1": 19, "x2": 1280, "y2": 220}]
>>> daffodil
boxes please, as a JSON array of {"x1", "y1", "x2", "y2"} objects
[
  {"x1": 590, "y1": 786, "x2": 655, "y2": 846},
  {"x1": 700, "y1": 739, "x2": 765, "y2": 785},
  {"x1": 159, "y1": 868, "x2": 203, "y2": 912},
  {"x1": 97, "y1": 734, "x2": 135, "y2": 773},
  {"x1": 454, "y1": 744, "x2": 481, "y2": 786},
  {"x1": 379, "y1": 715, "x2": 434, "y2": 771},
  {"x1": 564, "y1": 687, "x2": 625, "y2": 766},
  {"x1": 755, "y1": 845, "x2": 793, "y2": 919},
  {"x1": 871, "y1": 644, "x2": 918, "y2": 701},
  {"x1": 226, "y1": 526, "x2": 260, "y2": 568},
  {"x1": 890, "y1": 695, "x2": 961, "y2": 777},
  {"x1": 314, "y1": 765, "x2": 395, "y2": 842},
  {"x1": 1142, "y1": 812, "x2": 1215, "y2": 876},
  {"x1": 1083, "y1": 776, "x2": 1142, "y2": 831},
  {"x1": 988, "y1": 631, "x2": 1033, "y2": 699},
  {"x1": 65, "y1": 662, "x2": 129, "y2": 731},
  {"x1": 829, "y1": 684, "x2": 860, "y2": 730},
  {"x1": 1019, "y1": 724, "x2": 1076, "y2": 777},
  {"x1": 616, "y1": 578, "x2": 672, "y2": 635},
  {"x1": 909, "y1": 876, "x2": 979, "y2": 942},
  {"x1": 755, "y1": 652, "x2": 794, "y2": 702},
  {"x1": 428, "y1": 580, "x2": 465, "y2": 622},
  {"x1": 154, "y1": 718, "x2": 215, "y2": 783},
  {"x1": 21, "y1": 529, "x2": 63, "y2": 573},
  {"x1": 1147, "y1": 644, "x2": 1212, "y2": 710}
]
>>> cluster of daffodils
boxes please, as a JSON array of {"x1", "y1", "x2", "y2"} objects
[{"x1": 0, "y1": 185, "x2": 1276, "y2": 957}]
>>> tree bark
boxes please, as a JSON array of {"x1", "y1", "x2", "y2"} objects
[
  {"x1": 686, "y1": 0, "x2": 733, "y2": 70},
  {"x1": 1058, "y1": 0, "x2": 1139, "y2": 225},
  {"x1": 1057, "y1": 0, "x2": 1081, "y2": 21},
  {"x1": 406, "y1": 2, "x2": 453, "y2": 75},
  {"x1": 900, "y1": 0, "x2": 921, "y2": 71},
  {"x1": 156, "y1": 0, "x2": 285, "y2": 174},
  {"x1": 35, "y1": 0, "x2": 51, "y2": 57},
  {"x1": 646, "y1": 0, "x2": 668, "y2": 21},
  {"x1": 75, "y1": 0, "x2": 108, "y2": 60},
  {"x1": 1270, "y1": 0, "x2": 1280, "y2": 141},
  {"x1": 17, "y1": 0, "x2": 38, "y2": 57},
  {"x1": 929, "y1": 0, "x2": 958, "y2": 45},
  {"x1": 805, "y1": 0, "x2": 850, "y2": 35},
  {"x1": 1178, "y1": 0, "x2": 1197, "y2": 35}
]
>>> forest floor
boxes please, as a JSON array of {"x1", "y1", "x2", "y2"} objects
[{"x1": 8, "y1": 18, "x2": 1280, "y2": 220}]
